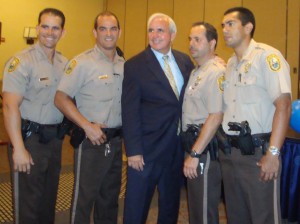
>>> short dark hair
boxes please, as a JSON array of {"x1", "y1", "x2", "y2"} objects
[
  {"x1": 38, "y1": 8, "x2": 65, "y2": 28},
  {"x1": 224, "y1": 7, "x2": 255, "y2": 38},
  {"x1": 94, "y1": 11, "x2": 120, "y2": 30},
  {"x1": 192, "y1": 21, "x2": 218, "y2": 49}
]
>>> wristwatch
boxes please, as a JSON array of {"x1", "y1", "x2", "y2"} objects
[
  {"x1": 190, "y1": 150, "x2": 201, "y2": 158},
  {"x1": 268, "y1": 146, "x2": 280, "y2": 156}
]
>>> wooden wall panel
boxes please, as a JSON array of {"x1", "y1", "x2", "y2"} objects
[
  {"x1": 104, "y1": 0, "x2": 126, "y2": 50},
  {"x1": 205, "y1": 0, "x2": 241, "y2": 61},
  {"x1": 243, "y1": 0, "x2": 287, "y2": 56},
  {"x1": 147, "y1": 0, "x2": 174, "y2": 18},
  {"x1": 123, "y1": 0, "x2": 148, "y2": 59},
  {"x1": 173, "y1": 0, "x2": 204, "y2": 54}
]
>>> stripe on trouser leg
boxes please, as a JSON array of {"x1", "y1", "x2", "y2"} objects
[
  {"x1": 273, "y1": 178, "x2": 279, "y2": 224},
  {"x1": 13, "y1": 171, "x2": 19, "y2": 224},
  {"x1": 71, "y1": 143, "x2": 83, "y2": 224},
  {"x1": 202, "y1": 153, "x2": 210, "y2": 224}
]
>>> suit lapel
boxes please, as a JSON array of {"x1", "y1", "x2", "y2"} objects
[{"x1": 145, "y1": 47, "x2": 178, "y2": 100}]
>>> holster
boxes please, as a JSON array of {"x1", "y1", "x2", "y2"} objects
[
  {"x1": 230, "y1": 134, "x2": 255, "y2": 155},
  {"x1": 69, "y1": 126, "x2": 85, "y2": 148},
  {"x1": 180, "y1": 124, "x2": 201, "y2": 154},
  {"x1": 215, "y1": 126, "x2": 231, "y2": 155},
  {"x1": 57, "y1": 117, "x2": 73, "y2": 140},
  {"x1": 227, "y1": 133, "x2": 271, "y2": 156},
  {"x1": 180, "y1": 124, "x2": 218, "y2": 161},
  {"x1": 21, "y1": 119, "x2": 33, "y2": 142}
]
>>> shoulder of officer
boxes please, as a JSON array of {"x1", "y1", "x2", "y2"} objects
[
  {"x1": 75, "y1": 48, "x2": 95, "y2": 61},
  {"x1": 5, "y1": 46, "x2": 36, "y2": 73},
  {"x1": 254, "y1": 42, "x2": 279, "y2": 53},
  {"x1": 255, "y1": 42, "x2": 284, "y2": 72},
  {"x1": 212, "y1": 61, "x2": 226, "y2": 70},
  {"x1": 64, "y1": 48, "x2": 95, "y2": 75}
]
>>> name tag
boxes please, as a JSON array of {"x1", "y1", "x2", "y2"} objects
[
  {"x1": 39, "y1": 77, "x2": 49, "y2": 81},
  {"x1": 98, "y1": 75, "x2": 108, "y2": 79}
]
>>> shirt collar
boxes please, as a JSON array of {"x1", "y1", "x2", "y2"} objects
[
  {"x1": 34, "y1": 42, "x2": 63, "y2": 63},
  {"x1": 232, "y1": 39, "x2": 257, "y2": 64},
  {"x1": 151, "y1": 47, "x2": 172, "y2": 59},
  {"x1": 94, "y1": 44, "x2": 125, "y2": 63}
]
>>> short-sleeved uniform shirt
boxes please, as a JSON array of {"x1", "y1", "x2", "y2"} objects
[
  {"x1": 222, "y1": 39, "x2": 291, "y2": 135},
  {"x1": 2, "y1": 43, "x2": 68, "y2": 124},
  {"x1": 182, "y1": 58, "x2": 225, "y2": 131},
  {"x1": 57, "y1": 45, "x2": 125, "y2": 128}
]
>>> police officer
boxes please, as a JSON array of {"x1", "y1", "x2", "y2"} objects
[
  {"x1": 182, "y1": 22, "x2": 224, "y2": 224},
  {"x1": 220, "y1": 7, "x2": 291, "y2": 224},
  {"x1": 2, "y1": 8, "x2": 67, "y2": 224},
  {"x1": 54, "y1": 11, "x2": 124, "y2": 224}
]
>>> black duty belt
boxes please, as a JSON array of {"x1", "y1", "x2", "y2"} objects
[
  {"x1": 21, "y1": 119, "x2": 61, "y2": 144},
  {"x1": 180, "y1": 124, "x2": 218, "y2": 160},
  {"x1": 69, "y1": 126, "x2": 122, "y2": 149},
  {"x1": 21, "y1": 119, "x2": 59, "y2": 133},
  {"x1": 226, "y1": 133, "x2": 271, "y2": 149},
  {"x1": 102, "y1": 128, "x2": 123, "y2": 140}
]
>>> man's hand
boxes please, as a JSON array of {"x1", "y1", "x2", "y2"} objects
[
  {"x1": 257, "y1": 93, "x2": 291, "y2": 182},
  {"x1": 256, "y1": 152, "x2": 279, "y2": 182},
  {"x1": 83, "y1": 123, "x2": 107, "y2": 145},
  {"x1": 127, "y1": 155, "x2": 145, "y2": 171},
  {"x1": 183, "y1": 156, "x2": 199, "y2": 179},
  {"x1": 13, "y1": 147, "x2": 34, "y2": 174}
]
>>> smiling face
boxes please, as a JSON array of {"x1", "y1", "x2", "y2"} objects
[
  {"x1": 148, "y1": 17, "x2": 175, "y2": 54},
  {"x1": 93, "y1": 15, "x2": 121, "y2": 52},
  {"x1": 36, "y1": 13, "x2": 65, "y2": 50}
]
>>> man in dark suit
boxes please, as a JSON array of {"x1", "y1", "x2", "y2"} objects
[{"x1": 122, "y1": 13, "x2": 194, "y2": 224}]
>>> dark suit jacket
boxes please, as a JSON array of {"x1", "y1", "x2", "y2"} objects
[{"x1": 122, "y1": 46, "x2": 194, "y2": 163}]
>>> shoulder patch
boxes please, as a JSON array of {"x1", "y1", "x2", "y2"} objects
[
  {"x1": 8, "y1": 57, "x2": 20, "y2": 73},
  {"x1": 266, "y1": 54, "x2": 281, "y2": 72},
  {"x1": 217, "y1": 74, "x2": 225, "y2": 92},
  {"x1": 65, "y1": 60, "x2": 77, "y2": 75}
]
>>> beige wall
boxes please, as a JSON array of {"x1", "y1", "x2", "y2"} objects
[
  {"x1": 0, "y1": 0, "x2": 103, "y2": 80},
  {"x1": 105, "y1": 0, "x2": 299, "y2": 100}
]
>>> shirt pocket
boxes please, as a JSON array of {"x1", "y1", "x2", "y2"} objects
[
  {"x1": 92, "y1": 75, "x2": 114, "y2": 102},
  {"x1": 28, "y1": 76, "x2": 55, "y2": 105},
  {"x1": 237, "y1": 74, "x2": 258, "y2": 104}
]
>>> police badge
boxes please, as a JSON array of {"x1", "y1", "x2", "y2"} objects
[
  {"x1": 65, "y1": 60, "x2": 77, "y2": 75},
  {"x1": 194, "y1": 75, "x2": 201, "y2": 86},
  {"x1": 217, "y1": 75, "x2": 225, "y2": 92},
  {"x1": 244, "y1": 62, "x2": 251, "y2": 73},
  {"x1": 8, "y1": 57, "x2": 20, "y2": 73},
  {"x1": 267, "y1": 54, "x2": 281, "y2": 71}
]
